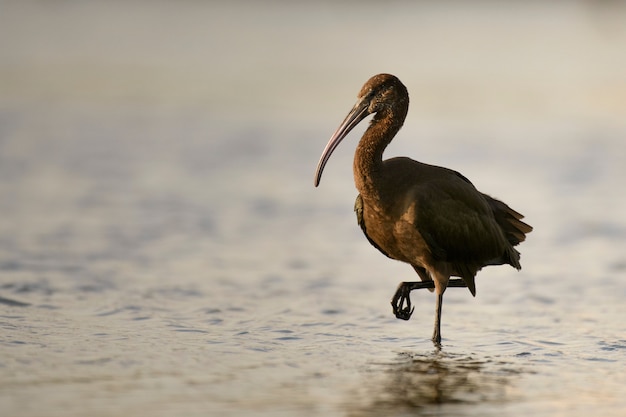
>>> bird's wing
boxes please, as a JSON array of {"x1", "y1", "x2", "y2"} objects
[
  {"x1": 408, "y1": 175, "x2": 508, "y2": 266},
  {"x1": 355, "y1": 194, "x2": 394, "y2": 259}
]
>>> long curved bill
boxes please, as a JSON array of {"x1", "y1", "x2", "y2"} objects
[{"x1": 314, "y1": 98, "x2": 370, "y2": 187}]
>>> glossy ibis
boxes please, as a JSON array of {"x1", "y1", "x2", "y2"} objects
[{"x1": 314, "y1": 74, "x2": 532, "y2": 344}]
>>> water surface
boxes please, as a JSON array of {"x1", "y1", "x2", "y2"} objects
[{"x1": 1, "y1": 2, "x2": 626, "y2": 416}]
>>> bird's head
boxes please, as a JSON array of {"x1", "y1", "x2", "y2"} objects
[
  {"x1": 314, "y1": 74, "x2": 408, "y2": 187},
  {"x1": 358, "y1": 73, "x2": 409, "y2": 116}
]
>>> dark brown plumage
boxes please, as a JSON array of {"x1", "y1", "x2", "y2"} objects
[{"x1": 314, "y1": 74, "x2": 532, "y2": 344}]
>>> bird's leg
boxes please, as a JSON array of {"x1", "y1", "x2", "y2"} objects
[
  {"x1": 446, "y1": 279, "x2": 468, "y2": 288},
  {"x1": 391, "y1": 279, "x2": 467, "y2": 321},
  {"x1": 432, "y1": 292, "x2": 444, "y2": 345},
  {"x1": 391, "y1": 281, "x2": 433, "y2": 320}
]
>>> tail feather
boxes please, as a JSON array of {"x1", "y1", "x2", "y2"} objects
[{"x1": 483, "y1": 194, "x2": 533, "y2": 247}]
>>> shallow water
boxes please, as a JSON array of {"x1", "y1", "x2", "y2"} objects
[{"x1": 1, "y1": 2, "x2": 626, "y2": 416}]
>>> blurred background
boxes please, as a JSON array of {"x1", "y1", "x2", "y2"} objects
[{"x1": 1, "y1": 1, "x2": 625, "y2": 416}]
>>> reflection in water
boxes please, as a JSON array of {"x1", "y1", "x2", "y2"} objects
[{"x1": 347, "y1": 350, "x2": 519, "y2": 416}]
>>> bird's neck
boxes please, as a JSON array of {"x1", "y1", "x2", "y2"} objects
[{"x1": 353, "y1": 111, "x2": 404, "y2": 198}]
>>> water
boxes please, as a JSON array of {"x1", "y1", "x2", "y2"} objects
[{"x1": 1, "y1": 1, "x2": 626, "y2": 416}]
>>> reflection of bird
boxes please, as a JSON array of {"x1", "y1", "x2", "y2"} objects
[
  {"x1": 314, "y1": 74, "x2": 532, "y2": 344},
  {"x1": 346, "y1": 352, "x2": 512, "y2": 413}
]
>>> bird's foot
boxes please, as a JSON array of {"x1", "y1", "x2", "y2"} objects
[
  {"x1": 432, "y1": 331, "x2": 442, "y2": 346},
  {"x1": 391, "y1": 282, "x2": 415, "y2": 320}
]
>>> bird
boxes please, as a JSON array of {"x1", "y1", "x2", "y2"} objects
[{"x1": 314, "y1": 73, "x2": 532, "y2": 345}]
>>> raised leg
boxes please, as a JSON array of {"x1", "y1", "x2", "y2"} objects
[
  {"x1": 391, "y1": 281, "x2": 432, "y2": 320},
  {"x1": 447, "y1": 279, "x2": 468, "y2": 288},
  {"x1": 391, "y1": 279, "x2": 467, "y2": 321}
]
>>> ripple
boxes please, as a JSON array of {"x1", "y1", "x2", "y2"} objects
[
  {"x1": 599, "y1": 340, "x2": 626, "y2": 351},
  {"x1": 95, "y1": 305, "x2": 143, "y2": 317},
  {"x1": 173, "y1": 329, "x2": 209, "y2": 334},
  {"x1": 275, "y1": 336, "x2": 302, "y2": 341},
  {"x1": 0, "y1": 296, "x2": 30, "y2": 307},
  {"x1": 321, "y1": 309, "x2": 344, "y2": 315}
]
